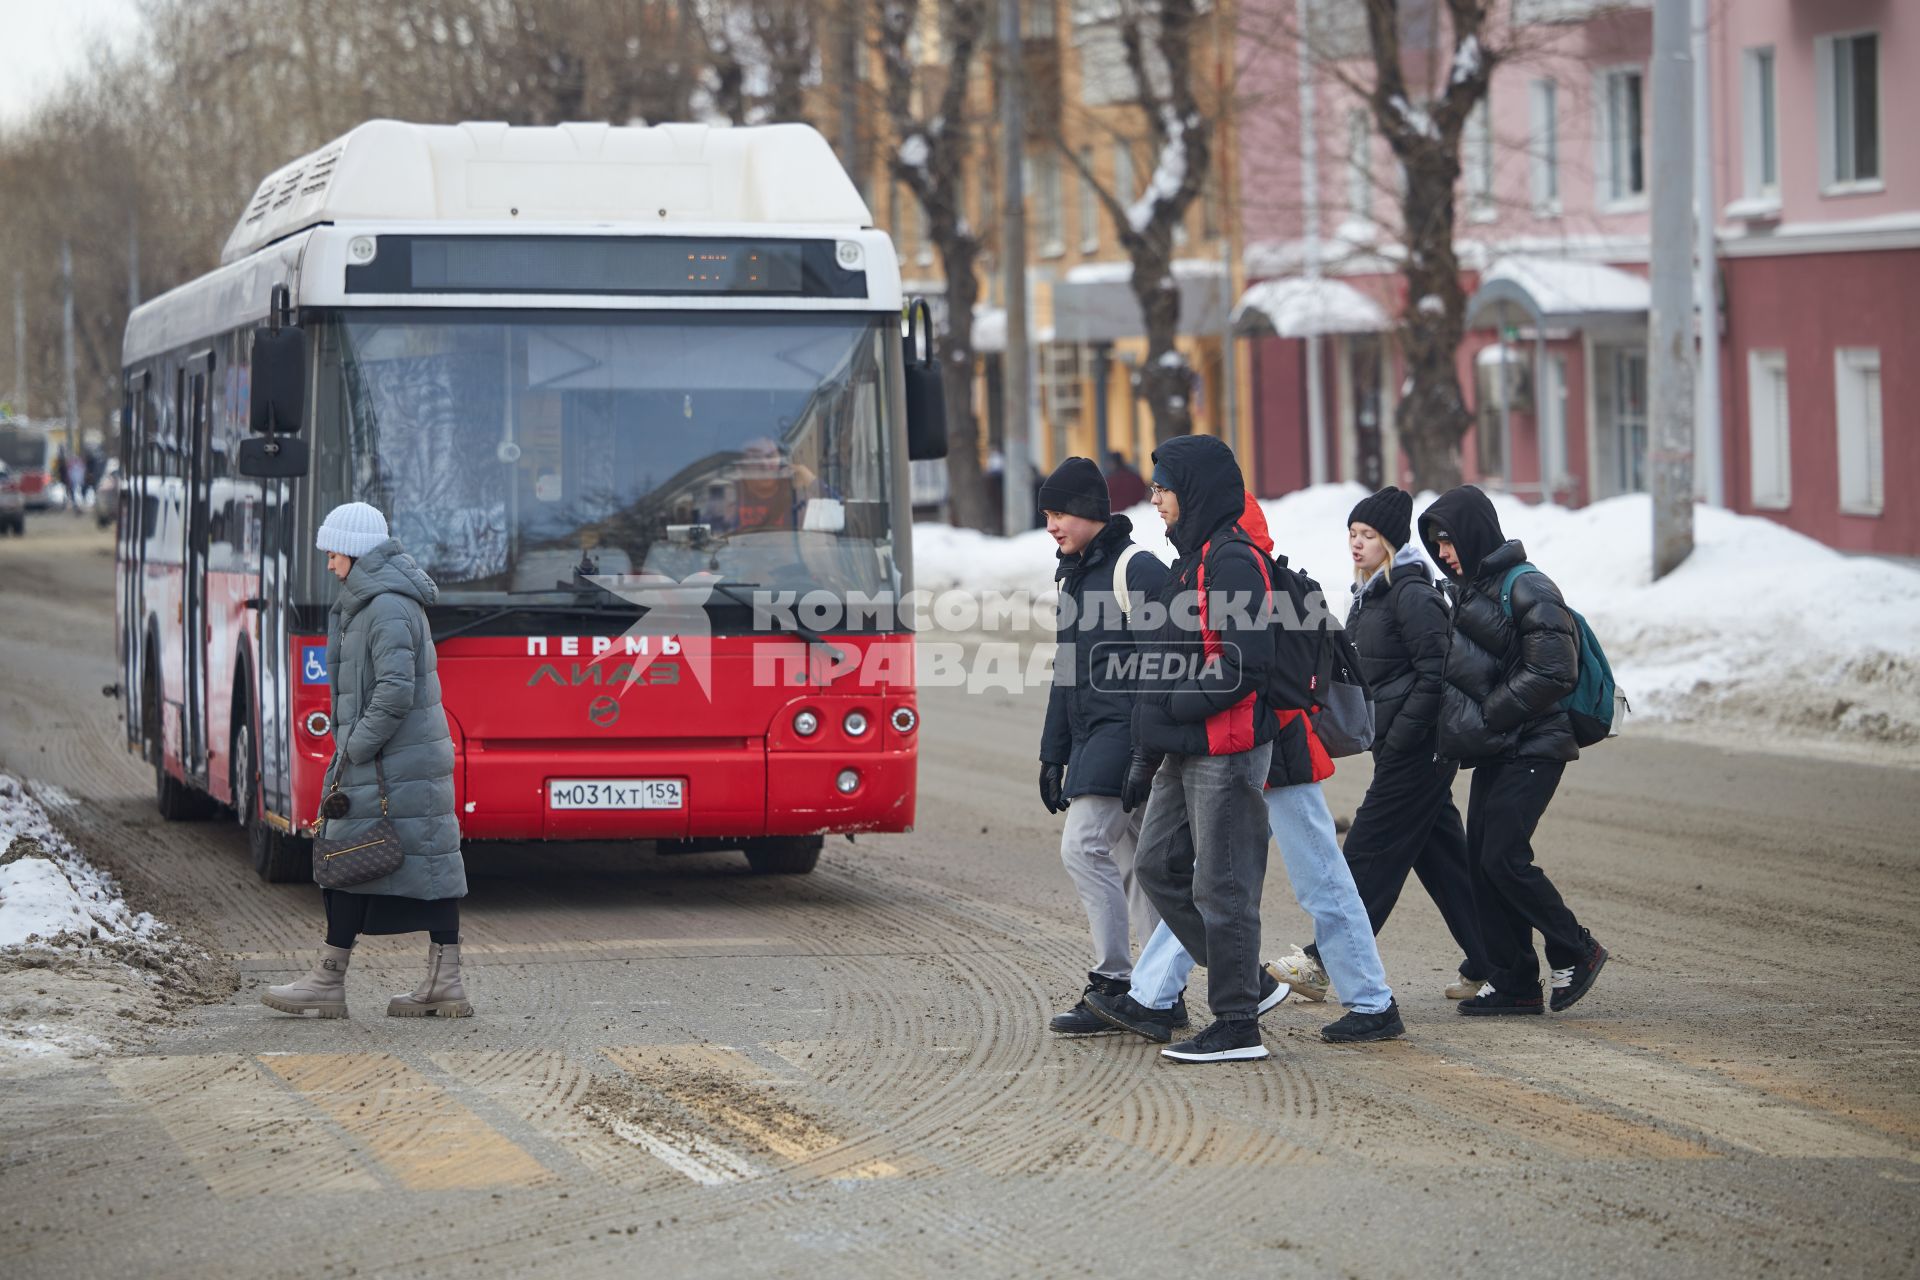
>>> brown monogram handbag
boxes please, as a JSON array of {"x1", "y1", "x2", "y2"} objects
[{"x1": 312, "y1": 756, "x2": 406, "y2": 889}]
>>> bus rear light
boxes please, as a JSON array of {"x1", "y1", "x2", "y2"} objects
[
  {"x1": 843, "y1": 710, "x2": 869, "y2": 737},
  {"x1": 303, "y1": 710, "x2": 331, "y2": 738},
  {"x1": 889, "y1": 706, "x2": 917, "y2": 734},
  {"x1": 835, "y1": 769, "x2": 860, "y2": 794},
  {"x1": 793, "y1": 710, "x2": 820, "y2": 737}
]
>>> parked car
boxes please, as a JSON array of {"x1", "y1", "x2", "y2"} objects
[
  {"x1": 94, "y1": 458, "x2": 120, "y2": 529},
  {"x1": 0, "y1": 463, "x2": 25, "y2": 536}
]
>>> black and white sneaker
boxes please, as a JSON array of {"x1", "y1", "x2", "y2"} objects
[
  {"x1": 1086, "y1": 989, "x2": 1186, "y2": 1043},
  {"x1": 1321, "y1": 1001, "x2": 1405, "y2": 1043},
  {"x1": 1049, "y1": 973, "x2": 1129, "y2": 1035},
  {"x1": 1457, "y1": 982, "x2": 1545, "y2": 1016},
  {"x1": 1550, "y1": 934, "x2": 1608, "y2": 1012},
  {"x1": 1161, "y1": 1018, "x2": 1269, "y2": 1064},
  {"x1": 1257, "y1": 968, "x2": 1292, "y2": 1018}
]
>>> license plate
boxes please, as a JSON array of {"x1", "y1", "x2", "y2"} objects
[{"x1": 547, "y1": 779, "x2": 684, "y2": 810}]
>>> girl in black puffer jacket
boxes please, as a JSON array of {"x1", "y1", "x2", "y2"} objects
[
  {"x1": 1418, "y1": 485, "x2": 1607, "y2": 1018},
  {"x1": 1273, "y1": 488, "x2": 1490, "y2": 1004}
]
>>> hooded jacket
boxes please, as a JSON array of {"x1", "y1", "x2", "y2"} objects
[
  {"x1": 1129, "y1": 435, "x2": 1278, "y2": 759},
  {"x1": 1345, "y1": 540, "x2": 1450, "y2": 756},
  {"x1": 1417, "y1": 486, "x2": 1579, "y2": 764},
  {"x1": 1041, "y1": 514, "x2": 1170, "y2": 798},
  {"x1": 1238, "y1": 495, "x2": 1335, "y2": 787},
  {"x1": 322, "y1": 538, "x2": 467, "y2": 899}
]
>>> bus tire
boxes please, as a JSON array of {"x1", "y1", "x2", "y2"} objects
[
  {"x1": 743, "y1": 836, "x2": 822, "y2": 876},
  {"x1": 233, "y1": 707, "x2": 308, "y2": 883}
]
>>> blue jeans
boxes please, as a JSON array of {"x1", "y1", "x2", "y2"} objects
[
  {"x1": 1267, "y1": 783, "x2": 1394, "y2": 1014},
  {"x1": 1129, "y1": 921, "x2": 1195, "y2": 1010}
]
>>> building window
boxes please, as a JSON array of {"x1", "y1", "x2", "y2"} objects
[
  {"x1": 1466, "y1": 98, "x2": 1495, "y2": 221},
  {"x1": 1078, "y1": 147, "x2": 1099, "y2": 251},
  {"x1": 1747, "y1": 350, "x2": 1791, "y2": 510},
  {"x1": 1024, "y1": 0, "x2": 1056, "y2": 40},
  {"x1": 1034, "y1": 150, "x2": 1064, "y2": 257},
  {"x1": 1818, "y1": 31, "x2": 1881, "y2": 191},
  {"x1": 915, "y1": 199, "x2": 933, "y2": 267},
  {"x1": 1529, "y1": 78, "x2": 1560, "y2": 215},
  {"x1": 1835, "y1": 347, "x2": 1884, "y2": 515},
  {"x1": 1113, "y1": 141, "x2": 1136, "y2": 204},
  {"x1": 1039, "y1": 343, "x2": 1085, "y2": 455},
  {"x1": 1346, "y1": 108, "x2": 1371, "y2": 221},
  {"x1": 1599, "y1": 67, "x2": 1646, "y2": 206},
  {"x1": 1742, "y1": 47, "x2": 1778, "y2": 199}
]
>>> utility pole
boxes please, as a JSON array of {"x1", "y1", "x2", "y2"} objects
[
  {"x1": 1296, "y1": 0, "x2": 1327, "y2": 486},
  {"x1": 11, "y1": 272, "x2": 24, "y2": 423},
  {"x1": 999, "y1": 0, "x2": 1031, "y2": 536},
  {"x1": 839, "y1": 3, "x2": 861, "y2": 202},
  {"x1": 61, "y1": 242, "x2": 79, "y2": 455},
  {"x1": 1214, "y1": 7, "x2": 1239, "y2": 461},
  {"x1": 1650, "y1": 0, "x2": 1695, "y2": 578},
  {"x1": 1691, "y1": 0, "x2": 1723, "y2": 506}
]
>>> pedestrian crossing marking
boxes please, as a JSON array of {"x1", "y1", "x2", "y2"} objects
[
  {"x1": 258, "y1": 1052, "x2": 553, "y2": 1190},
  {"x1": 107, "y1": 1056, "x2": 380, "y2": 1197}
]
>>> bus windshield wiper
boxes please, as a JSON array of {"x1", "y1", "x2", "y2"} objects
[
  {"x1": 431, "y1": 601, "x2": 634, "y2": 643},
  {"x1": 702, "y1": 580, "x2": 845, "y2": 660}
]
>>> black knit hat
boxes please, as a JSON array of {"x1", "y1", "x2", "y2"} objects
[
  {"x1": 1348, "y1": 486, "x2": 1413, "y2": 550},
  {"x1": 1037, "y1": 456, "x2": 1110, "y2": 522}
]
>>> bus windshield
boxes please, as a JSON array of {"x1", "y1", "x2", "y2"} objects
[{"x1": 310, "y1": 310, "x2": 900, "y2": 605}]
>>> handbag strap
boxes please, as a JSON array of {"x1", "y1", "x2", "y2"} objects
[{"x1": 372, "y1": 754, "x2": 389, "y2": 816}]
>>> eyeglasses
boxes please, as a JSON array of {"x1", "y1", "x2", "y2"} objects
[{"x1": 1149, "y1": 483, "x2": 1173, "y2": 498}]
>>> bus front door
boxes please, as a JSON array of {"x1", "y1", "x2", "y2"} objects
[{"x1": 183, "y1": 352, "x2": 214, "y2": 784}]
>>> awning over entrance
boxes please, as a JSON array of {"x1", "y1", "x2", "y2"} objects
[
  {"x1": 970, "y1": 307, "x2": 1054, "y2": 354},
  {"x1": 1049, "y1": 260, "x2": 1230, "y2": 343},
  {"x1": 1230, "y1": 277, "x2": 1389, "y2": 338},
  {"x1": 1465, "y1": 256, "x2": 1649, "y2": 334}
]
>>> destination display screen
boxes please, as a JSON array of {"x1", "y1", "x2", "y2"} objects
[{"x1": 345, "y1": 235, "x2": 868, "y2": 299}]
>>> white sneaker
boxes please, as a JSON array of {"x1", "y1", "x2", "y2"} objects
[
  {"x1": 1264, "y1": 946, "x2": 1330, "y2": 1003},
  {"x1": 1444, "y1": 974, "x2": 1483, "y2": 1000}
]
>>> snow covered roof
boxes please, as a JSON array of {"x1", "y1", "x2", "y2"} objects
[
  {"x1": 1231, "y1": 278, "x2": 1388, "y2": 338},
  {"x1": 1051, "y1": 260, "x2": 1230, "y2": 343},
  {"x1": 222, "y1": 119, "x2": 873, "y2": 265},
  {"x1": 1063, "y1": 258, "x2": 1226, "y2": 286},
  {"x1": 1466, "y1": 255, "x2": 1649, "y2": 332},
  {"x1": 970, "y1": 307, "x2": 1054, "y2": 353}
]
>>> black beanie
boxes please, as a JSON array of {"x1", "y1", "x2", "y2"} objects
[
  {"x1": 1348, "y1": 486, "x2": 1413, "y2": 550},
  {"x1": 1037, "y1": 456, "x2": 1110, "y2": 522}
]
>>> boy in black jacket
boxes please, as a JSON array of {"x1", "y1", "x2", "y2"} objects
[{"x1": 1418, "y1": 485, "x2": 1607, "y2": 1016}]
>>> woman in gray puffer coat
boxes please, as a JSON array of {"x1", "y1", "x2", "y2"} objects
[{"x1": 263, "y1": 502, "x2": 472, "y2": 1020}]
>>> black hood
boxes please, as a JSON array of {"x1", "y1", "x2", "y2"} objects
[
  {"x1": 1151, "y1": 435, "x2": 1247, "y2": 556},
  {"x1": 1419, "y1": 485, "x2": 1506, "y2": 582}
]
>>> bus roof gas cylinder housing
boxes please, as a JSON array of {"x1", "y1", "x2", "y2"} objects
[{"x1": 221, "y1": 120, "x2": 875, "y2": 265}]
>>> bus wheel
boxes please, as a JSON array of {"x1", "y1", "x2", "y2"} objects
[
  {"x1": 742, "y1": 836, "x2": 823, "y2": 875},
  {"x1": 233, "y1": 714, "x2": 309, "y2": 883}
]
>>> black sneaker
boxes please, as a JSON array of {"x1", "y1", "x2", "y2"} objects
[
  {"x1": 1457, "y1": 983, "x2": 1545, "y2": 1016},
  {"x1": 1161, "y1": 1017, "x2": 1269, "y2": 1063},
  {"x1": 1550, "y1": 934, "x2": 1608, "y2": 1012},
  {"x1": 1256, "y1": 967, "x2": 1291, "y2": 1018},
  {"x1": 1049, "y1": 973, "x2": 1128, "y2": 1035},
  {"x1": 1085, "y1": 989, "x2": 1185, "y2": 1043},
  {"x1": 1321, "y1": 1001, "x2": 1405, "y2": 1043}
]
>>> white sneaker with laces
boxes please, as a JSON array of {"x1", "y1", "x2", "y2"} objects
[
  {"x1": 1444, "y1": 974, "x2": 1482, "y2": 1000},
  {"x1": 1264, "y1": 946, "x2": 1330, "y2": 1003}
]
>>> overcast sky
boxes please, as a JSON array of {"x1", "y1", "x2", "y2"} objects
[{"x1": 0, "y1": 0, "x2": 143, "y2": 126}]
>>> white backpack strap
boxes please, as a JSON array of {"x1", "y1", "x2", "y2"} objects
[{"x1": 1112, "y1": 543, "x2": 1145, "y2": 617}]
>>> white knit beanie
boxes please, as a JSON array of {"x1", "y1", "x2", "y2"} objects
[{"x1": 315, "y1": 502, "x2": 390, "y2": 558}]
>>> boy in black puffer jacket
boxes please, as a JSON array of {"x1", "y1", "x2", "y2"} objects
[{"x1": 1418, "y1": 485, "x2": 1607, "y2": 1016}]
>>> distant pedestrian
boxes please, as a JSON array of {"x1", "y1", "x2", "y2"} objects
[
  {"x1": 1104, "y1": 451, "x2": 1149, "y2": 512},
  {"x1": 66, "y1": 454, "x2": 87, "y2": 514},
  {"x1": 1035, "y1": 457, "x2": 1173, "y2": 1036},
  {"x1": 263, "y1": 502, "x2": 472, "y2": 1020},
  {"x1": 1418, "y1": 485, "x2": 1606, "y2": 1016},
  {"x1": 1269, "y1": 486, "x2": 1488, "y2": 1003}
]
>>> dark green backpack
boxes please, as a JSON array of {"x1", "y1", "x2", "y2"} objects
[{"x1": 1498, "y1": 563, "x2": 1624, "y2": 748}]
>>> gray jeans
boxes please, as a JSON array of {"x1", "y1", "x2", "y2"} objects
[
  {"x1": 1059, "y1": 795, "x2": 1157, "y2": 980},
  {"x1": 1133, "y1": 744, "x2": 1275, "y2": 1019}
]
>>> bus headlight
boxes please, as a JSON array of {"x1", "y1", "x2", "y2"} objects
[
  {"x1": 835, "y1": 769, "x2": 861, "y2": 794},
  {"x1": 793, "y1": 710, "x2": 819, "y2": 737},
  {"x1": 889, "y1": 707, "x2": 917, "y2": 734},
  {"x1": 843, "y1": 710, "x2": 869, "y2": 737},
  {"x1": 303, "y1": 710, "x2": 331, "y2": 738}
]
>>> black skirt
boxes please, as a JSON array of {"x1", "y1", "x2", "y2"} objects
[{"x1": 323, "y1": 889, "x2": 459, "y2": 937}]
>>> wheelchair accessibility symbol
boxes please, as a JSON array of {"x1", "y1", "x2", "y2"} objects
[{"x1": 301, "y1": 646, "x2": 329, "y2": 685}]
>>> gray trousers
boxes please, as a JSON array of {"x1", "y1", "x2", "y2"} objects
[
  {"x1": 1133, "y1": 744, "x2": 1275, "y2": 1019},
  {"x1": 1059, "y1": 795, "x2": 1158, "y2": 981}
]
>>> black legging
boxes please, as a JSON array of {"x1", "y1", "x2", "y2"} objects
[{"x1": 324, "y1": 893, "x2": 460, "y2": 949}]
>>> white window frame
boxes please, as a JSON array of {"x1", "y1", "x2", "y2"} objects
[
  {"x1": 1078, "y1": 146, "x2": 1100, "y2": 252},
  {"x1": 1346, "y1": 108, "x2": 1372, "y2": 221},
  {"x1": 1816, "y1": 30, "x2": 1884, "y2": 195},
  {"x1": 1034, "y1": 150, "x2": 1065, "y2": 258},
  {"x1": 1834, "y1": 347, "x2": 1884, "y2": 516},
  {"x1": 1465, "y1": 97, "x2": 1496, "y2": 222},
  {"x1": 1529, "y1": 78, "x2": 1561, "y2": 216},
  {"x1": 1747, "y1": 349, "x2": 1792, "y2": 510},
  {"x1": 1741, "y1": 46, "x2": 1779, "y2": 203},
  {"x1": 1595, "y1": 64, "x2": 1648, "y2": 210}
]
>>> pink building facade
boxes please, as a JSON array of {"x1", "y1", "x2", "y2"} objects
[{"x1": 1232, "y1": 0, "x2": 1919, "y2": 555}]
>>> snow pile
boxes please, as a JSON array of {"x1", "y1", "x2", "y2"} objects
[
  {"x1": 0, "y1": 777, "x2": 161, "y2": 949},
  {"x1": 915, "y1": 484, "x2": 1920, "y2": 762}
]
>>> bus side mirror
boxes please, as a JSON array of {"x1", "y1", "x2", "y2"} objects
[
  {"x1": 250, "y1": 325, "x2": 307, "y2": 434},
  {"x1": 902, "y1": 298, "x2": 947, "y2": 461},
  {"x1": 238, "y1": 435, "x2": 309, "y2": 478}
]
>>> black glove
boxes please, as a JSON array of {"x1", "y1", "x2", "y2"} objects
[
  {"x1": 1120, "y1": 754, "x2": 1160, "y2": 814},
  {"x1": 1039, "y1": 763, "x2": 1066, "y2": 814}
]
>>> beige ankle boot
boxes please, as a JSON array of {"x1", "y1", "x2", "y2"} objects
[
  {"x1": 262, "y1": 945, "x2": 352, "y2": 1018},
  {"x1": 386, "y1": 942, "x2": 473, "y2": 1018}
]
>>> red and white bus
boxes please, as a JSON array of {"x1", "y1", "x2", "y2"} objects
[
  {"x1": 0, "y1": 421, "x2": 57, "y2": 509},
  {"x1": 117, "y1": 120, "x2": 946, "y2": 881}
]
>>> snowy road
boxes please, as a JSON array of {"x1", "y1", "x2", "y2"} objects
[{"x1": 1, "y1": 515, "x2": 1917, "y2": 1279}]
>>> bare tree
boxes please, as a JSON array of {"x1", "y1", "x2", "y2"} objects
[
  {"x1": 876, "y1": 0, "x2": 994, "y2": 531},
  {"x1": 1057, "y1": 0, "x2": 1215, "y2": 444}
]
